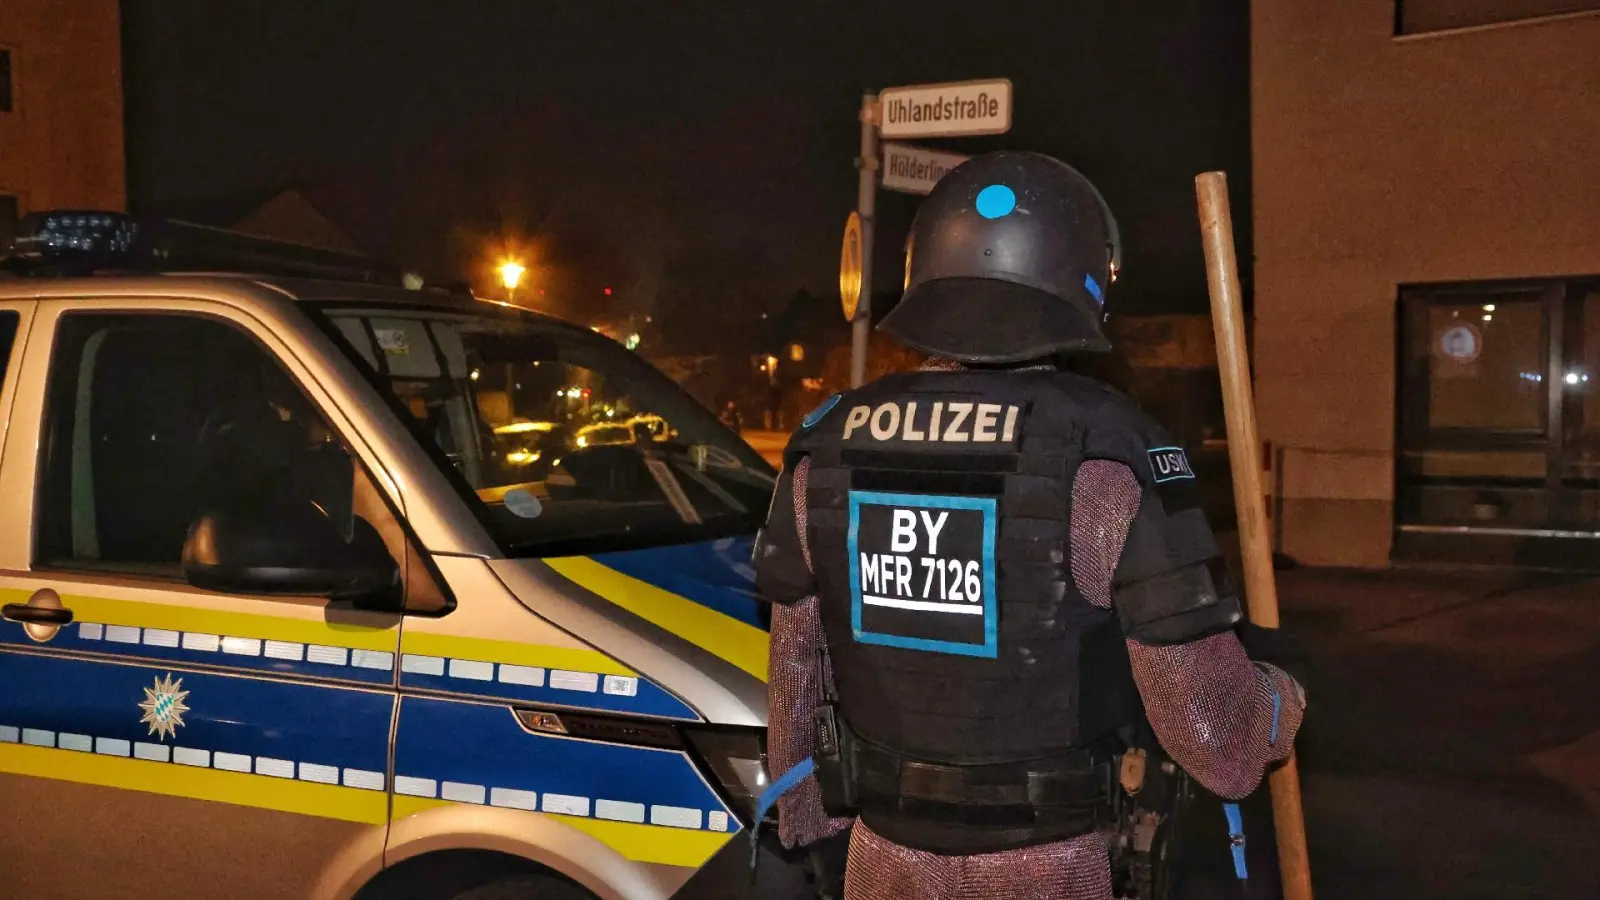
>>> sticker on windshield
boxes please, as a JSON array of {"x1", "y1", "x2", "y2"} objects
[
  {"x1": 643, "y1": 458, "x2": 703, "y2": 526},
  {"x1": 503, "y1": 488, "x2": 543, "y2": 519},
  {"x1": 690, "y1": 444, "x2": 743, "y2": 471},
  {"x1": 373, "y1": 327, "x2": 411, "y2": 356},
  {"x1": 847, "y1": 490, "x2": 998, "y2": 659}
]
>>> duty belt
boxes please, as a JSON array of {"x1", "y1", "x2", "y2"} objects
[{"x1": 852, "y1": 738, "x2": 1116, "y2": 829}]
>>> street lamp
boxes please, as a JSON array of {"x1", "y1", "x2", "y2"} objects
[{"x1": 498, "y1": 260, "x2": 526, "y2": 304}]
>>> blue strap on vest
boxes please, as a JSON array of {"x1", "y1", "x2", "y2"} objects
[
  {"x1": 1223, "y1": 802, "x2": 1248, "y2": 881},
  {"x1": 748, "y1": 757, "x2": 816, "y2": 870}
]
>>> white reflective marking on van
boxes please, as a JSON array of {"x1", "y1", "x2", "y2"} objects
[
  {"x1": 255, "y1": 757, "x2": 295, "y2": 779},
  {"x1": 298, "y1": 763, "x2": 339, "y2": 784},
  {"x1": 343, "y1": 768, "x2": 386, "y2": 791},
  {"x1": 650, "y1": 805, "x2": 703, "y2": 829},
  {"x1": 58, "y1": 733, "x2": 92, "y2": 752},
  {"x1": 707, "y1": 811, "x2": 730, "y2": 832},
  {"x1": 264, "y1": 640, "x2": 304, "y2": 662},
  {"x1": 181, "y1": 633, "x2": 220, "y2": 652},
  {"x1": 141, "y1": 629, "x2": 180, "y2": 648},
  {"x1": 441, "y1": 781, "x2": 487, "y2": 804},
  {"x1": 602, "y1": 675, "x2": 638, "y2": 697},
  {"x1": 94, "y1": 737, "x2": 131, "y2": 757},
  {"x1": 489, "y1": 788, "x2": 539, "y2": 811},
  {"x1": 549, "y1": 670, "x2": 599, "y2": 693},
  {"x1": 133, "y1": 742, "x2": 170, "y2": 762},
  {"x1": 306, "y1": 645, "x2": 349, "y2": 666},
  {"x1": 22, "y1": 729, "x2": 55, "y2": 747},
  {"x1": 542, "y1": 794, "x2": 590, "y2": 816},
  {"x1": 497, "y1": 664, "x2": 545, "y2": 687},
  {"x1": 0, "y1": 726, "x2": 18, "y2": 743},
  {"x1": 596, "y1": 800, "x2": 646, "y2": 823},
  {"x1": 351, "y1": 650, "x2": 394, "y2": 670},
  {"x1": 79, "y1": 623, "x2": 104, "y2": 641},
  {"x1": 173, "y1": 747, "x2": 211, "y2": 767},
  {"x1": 394, "y1": 776, "x2": 438, "y2": 798},
  {"x1": 400, "y1": 654, "x2": 446, "y2": 676},
  {"x1": 221, "y1": 637, "x2": 262, "y2": 657},
  {"x1": 105, "y1": 625, "x2": 141, "y2": 644},
  {"x1": 448, "y1": 659, "x2": 494, "y2": 681},
  {"x1": 213, "y1": 752, "x2": 252, "y2": 773}
]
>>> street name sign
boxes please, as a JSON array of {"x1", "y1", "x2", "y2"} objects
[{"x1": 878, "y1": 78, "x2": 1013, "y2": 139}]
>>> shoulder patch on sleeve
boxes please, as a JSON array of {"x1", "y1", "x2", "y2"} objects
[
  {"x1": 802, "y1": 393, "x2": 842, "y2": 430},
  {"x1": 1147, "y1": 446, "x2": 1195, "y2": 484}
]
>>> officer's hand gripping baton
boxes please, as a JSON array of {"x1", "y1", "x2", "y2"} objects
[{"x1": 1195, "y1": 171, "x2": 1315, "y2": 900}]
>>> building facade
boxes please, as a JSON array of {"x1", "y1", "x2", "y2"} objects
[
  {"x1": 0, "y1": 0, "x2": 125, "y2": 247},
  {"x1": 1253, "y1": 0, "x2": 1600, "y2": 568}
]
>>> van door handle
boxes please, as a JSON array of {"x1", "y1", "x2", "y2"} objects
[{"x1": 2, "y1": 603, "x2": 74, "y2": 625}]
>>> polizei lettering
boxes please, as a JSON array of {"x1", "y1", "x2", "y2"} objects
[
  {"x1": 840, "y1": 401, "x2": 1021, "y2": 444},
  {"x1": 885, "y1": 92, "x2": 1002, "y2": 128}
]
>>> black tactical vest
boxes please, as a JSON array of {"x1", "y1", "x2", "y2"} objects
[{"x1": 790, "y1": 367, "x2": 1146, "y2": 851}]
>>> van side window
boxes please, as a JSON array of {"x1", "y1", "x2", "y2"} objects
[
  {"x1": 34, "y1": 313, "x2": 375, "y2": 580},
  {"x1": 0, "y1": 310, "x2": 18, "y2": 387}
]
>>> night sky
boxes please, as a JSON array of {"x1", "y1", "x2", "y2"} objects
[{"x1": 121, "y1": 1, "x2": 1249, "y2": 322}]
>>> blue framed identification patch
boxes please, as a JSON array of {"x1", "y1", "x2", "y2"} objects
[
  {"x1": 847, "y1": 490, "x2": 998, "y2": 658},
  {"x1": 1148, "y1": 446, "x2": 1195, "y2": 484}
]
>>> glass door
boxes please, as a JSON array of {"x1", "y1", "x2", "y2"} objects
[
  {"x1": 1397, "y1": 284, "x2": 1556, "y2": 532},
  {"x1": 1398, "y1": 278, "x2": 1600, "y2": 546},
  {"x1": 1559, "y1": 285, "x2": 1600, "y2": 528}
]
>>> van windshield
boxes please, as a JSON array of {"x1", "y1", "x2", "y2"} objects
[{"x1": 307, "y1": 301, "x2": 776, "y2": 557}]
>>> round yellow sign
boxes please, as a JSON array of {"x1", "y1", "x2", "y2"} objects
[{"x1": 839, "y1": 212, "x2": 863, "y2": 322}]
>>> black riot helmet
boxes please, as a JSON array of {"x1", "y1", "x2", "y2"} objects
[{"x1": 878, "y1": 150, "x2": 1122, "y2": 363}]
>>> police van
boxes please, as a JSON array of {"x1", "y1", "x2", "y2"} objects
[{"x1": 0, "y1": 212, "x2": 800, "y2": 899}]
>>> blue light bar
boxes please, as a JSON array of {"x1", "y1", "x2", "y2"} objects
[
  {"x1": 12, "y1": 211, "x2": 141, "y2": 257},
  {"x1": 2, "y1": 209, "x2": 418, "y2": 288}
]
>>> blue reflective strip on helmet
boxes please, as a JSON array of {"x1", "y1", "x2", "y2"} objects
[{"x1": 1084, "y1": 273, "x2": 1104, "y2": 305}]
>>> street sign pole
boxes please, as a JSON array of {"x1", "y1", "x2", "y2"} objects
[
  {"x1": 843, "y1": 79, "x2": 1009, "y2": 388},
  {"x1": 850, "y1": 92, "x2": 878, "y2": 389}
]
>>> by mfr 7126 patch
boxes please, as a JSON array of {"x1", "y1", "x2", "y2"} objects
[{"x1": 847, "y1": 490, "x2": 998, "y2": 658}]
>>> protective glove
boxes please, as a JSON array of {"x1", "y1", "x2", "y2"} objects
[{"x1": 1236, "y1": 621, "x2": 1309, "y2": 697}]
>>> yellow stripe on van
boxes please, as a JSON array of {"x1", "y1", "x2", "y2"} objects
[
  {"x1": 0, "y1": 588, "x2": 397, "y2": 651},
  {"x1": 543, "y1": 557, "x2": 768, "y2": 682},
  {"x1": 0, "y1": 743, "x2": 388, "y2": 824},
  {"x1": 391, "y1": 794, "x2": 734, "y2": 868},
  {"x1": 397, "y1": 632, "x2": 635, "y2": 677}
]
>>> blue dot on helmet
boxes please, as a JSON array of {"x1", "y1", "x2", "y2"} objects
[{"x1": 975, "y1": 184, "x2": 1017, "y2": 219}]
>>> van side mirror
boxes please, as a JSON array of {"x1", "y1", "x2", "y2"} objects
[{"x1": 182, "y1": 499, "x2": 400, "y2": 604}]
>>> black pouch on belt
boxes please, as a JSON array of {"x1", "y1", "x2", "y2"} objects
[{"x1": 813, "y1": 704, "x2": 861, "y2": 817}]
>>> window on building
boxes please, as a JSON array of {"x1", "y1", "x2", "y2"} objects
[
  {"x1": 1397, "y1": 279, "x2": 1599, "y2": 536},
  {"x1": 0, "y1": 48, "x2": 11, "y2": 112},
  {"x1": 1397, "y1": 0, "x2": 1600, "y2": 34}
]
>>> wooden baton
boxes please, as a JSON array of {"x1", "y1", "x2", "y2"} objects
[{"x1": 1194, "y1": 170, "x2": 1314, "y2": 900}]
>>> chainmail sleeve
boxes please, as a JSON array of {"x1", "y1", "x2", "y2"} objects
[
  {"x1": 767, "y1": 456, "x2": 855, "y2": 848},
  {"x1": 1070, "y1": 459, "x2": 1304, "y2": 801}
]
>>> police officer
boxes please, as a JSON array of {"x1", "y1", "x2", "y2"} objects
[{"x1": 753, "y1": 150, "x2": 1306, "y2": 900}]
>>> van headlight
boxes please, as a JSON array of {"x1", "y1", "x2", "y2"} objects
[{"x1": 682, "y1": 726, "x2": 770, "y2": 826}]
